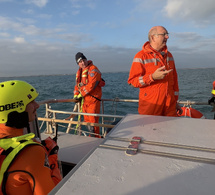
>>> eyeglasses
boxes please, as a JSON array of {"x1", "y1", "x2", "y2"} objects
[{"x1": 154, "y1": 33, "x2": 169, "y2": 37}]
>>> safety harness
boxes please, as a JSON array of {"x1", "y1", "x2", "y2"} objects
[{"x1": 0, "y1": 133, "x2": 41, "y2": 194}]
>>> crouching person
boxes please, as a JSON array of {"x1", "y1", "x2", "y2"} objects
[{"x1": 0, "y1": 80, "x2": 62, "y2": 195}]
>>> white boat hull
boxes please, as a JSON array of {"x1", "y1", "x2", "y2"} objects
[{"x1": 50, "y1": 114, "x2": 215, "y2": 195}]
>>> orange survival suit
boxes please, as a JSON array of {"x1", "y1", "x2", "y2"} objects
[
  {"x1": 74, "y1": 60, "x2": 103, "y2": 137},
  {"x1": 128, "y1": 41, "x2": 179, "y2": 116},
  {"x1": 0, "y1": 124, "x2": 62, "y2": 195}
]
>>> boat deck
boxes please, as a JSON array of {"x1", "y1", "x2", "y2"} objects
[
  {"x1": 41, "y1": 132, "x2": 103, "y2": 168},
  {"x1": 50, "y1": 114, "x2": 215, "y2": 195}
]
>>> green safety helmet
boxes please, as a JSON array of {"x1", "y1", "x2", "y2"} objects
[{"x1": 0, "y1": 80, "x2": 39, "y2": 124}]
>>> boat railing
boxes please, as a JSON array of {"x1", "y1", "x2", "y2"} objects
[
  {"x1": 37, "y1": 98, "x2": 134, "y2": 137},
  {"x1": 37, "y1": 98, "x2": 214, "y2": 138},
  {"x1": 177, "y1": 100, "x2": 209, "y2": 105}
]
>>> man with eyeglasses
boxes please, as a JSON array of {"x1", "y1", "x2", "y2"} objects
[{"x1": 128, "y1": 26, "x2": 182, "y2": 116}]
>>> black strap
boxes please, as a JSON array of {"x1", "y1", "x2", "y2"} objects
[
  {"x1": 89, "y1": 94, "x2": 101, "y2": 101},
  {"x1": 2, "y1": 170, "x2": 35, "y2": 195}
]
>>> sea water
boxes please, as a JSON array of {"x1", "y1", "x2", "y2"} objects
[{"x1": 0, "y1": 68, "x2": 215, "y2": 120}]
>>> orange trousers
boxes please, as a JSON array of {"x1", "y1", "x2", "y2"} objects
[
  {"x1": 139, "y1": 87, "x2": 177, "y2": 117},
  {"x1": 82, "y1": 99, "x2": 101, "y2": 138}
]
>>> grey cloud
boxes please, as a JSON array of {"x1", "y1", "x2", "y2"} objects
[
  {"x1": 0, "y1": 16, "x2": 85, "y2": 43},
  {"x1": 170, "y1": 32, "x2": 215, "y2": 51},
  {"x1": 164, "y1": 0, "x2": 215, "y2": 25},
  {"x1": 25, "y1": 0, "x2": 49, "y2": 8},
  {"x1": 1, "y1": 36, "x2": 214, "y2": 78}
]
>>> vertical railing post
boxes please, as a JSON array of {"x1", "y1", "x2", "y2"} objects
[
  {"x1": 77, "y1": 102, "x2": 82, "y2": 135},
  {"x1": 53, "y1": 112, "x2": 57, "y2": 135},
  {"x1": 101, "y1": 100, "x2": 105, "y2": 135},
  {"x1": 45, "y1": 103, "x2": 53, "y2": 134},
  {"x1": 66, "y1": 103, "x2": 78, "y2": 133}
]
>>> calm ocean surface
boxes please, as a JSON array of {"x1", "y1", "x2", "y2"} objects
[{"x1": 0, "y1": 67, "x2": 215, "y2": 120}]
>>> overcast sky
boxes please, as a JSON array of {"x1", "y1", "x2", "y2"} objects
[{"x1": 0, "y1": 0, "x2": 215, "y2": 77}]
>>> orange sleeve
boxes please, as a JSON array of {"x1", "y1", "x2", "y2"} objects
[
  {"x1": 128, "y1": 52, "x2": 154, "y2": 88},
  {"x1": 74, "y1": 85, "x2": 79, "y2": 96},
  {"x1": 170, "y1": 54, "x2": 179, "y2": 101},
  {"x1": 173, "y1": 66, "x2": 179, "y2": 101},
  {"x1": 48, "y1": 154, "x2": 62, "y2": 185},
  {"x1": 4, "y1": 145, "x2": 59, "y2": 195}
]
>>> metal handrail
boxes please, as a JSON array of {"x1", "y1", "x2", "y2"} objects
[
  {"x1": 38, "y1": 98, "x2": 78, "y2": 105},
  {"x1": 37, "y1": 98, "x2": 214, "y2": 137},
  {"x1": 38, "y1": 98, "x2": 210, "y2": 106},
  {"x1": 45, "y1": 108, "x2": 124, "y2": 118},
  {"x1": 38, "y1": 98, "x2": 127, "y2": 137},
  {"x1": 178, "y1": 100, "x2": 209, "y2": 105},
  {"x1": 38, "y1": 98, "x2": 139, "y2": 105}
]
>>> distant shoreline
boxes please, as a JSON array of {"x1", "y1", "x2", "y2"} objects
[{"x1": 1, "y1": 67, "x2": 214, "y2": 78}]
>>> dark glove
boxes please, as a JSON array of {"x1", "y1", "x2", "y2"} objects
[
  {"x1": 41, "y1": 137, "x2": 59, "y2": 155},
  {"x1": 208, "y1": 96, "x2": 215, "y2": 105},
  {"x1": 74, "y1": 94, "x2": 82, "y2": 102}
]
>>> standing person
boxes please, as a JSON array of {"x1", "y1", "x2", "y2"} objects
[
  {"x1": 73, "y1": 52, "x2": 104, "y2": 138},
  {"x1": 0, "y1": 80, "x2": 62, "y2": 195},
  {"x1": 208, "y1": 81, "x2": 215, "y2": 105},
  {"x1": 208, "y1": 81, "x2": 215, "y2": 119},
  {"x1": 128, "y1": 26, "x2": 182, "y2": 116}
]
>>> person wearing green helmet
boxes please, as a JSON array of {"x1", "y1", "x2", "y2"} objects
[
  {"x1": 0, "y1": 80, "x2": 62, "y2": 195},
  {"x1": 208, "y1": 81, "x2": 215, "y2": 120},
  {"x1": 208, "y1": 81, "x2": 215, "y2": 105},
  {"x1": 0, "y1": 80, "x2": 39, "y2": 130}
]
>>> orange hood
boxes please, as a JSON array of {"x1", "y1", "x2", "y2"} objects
[
  {"x1": 142, "y1": 41, "x2": 168, "y2": 54},
  {"x1": 0, "y1": 124, "x2": 23, "y2": 139}
]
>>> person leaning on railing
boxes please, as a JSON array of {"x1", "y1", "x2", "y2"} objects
[
  {"x1": 0, "y1": 80, "x2": 62, "y2": 195},
  {"x1": 73, "y1": 52, "x2": 105, "y2": 138}
]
